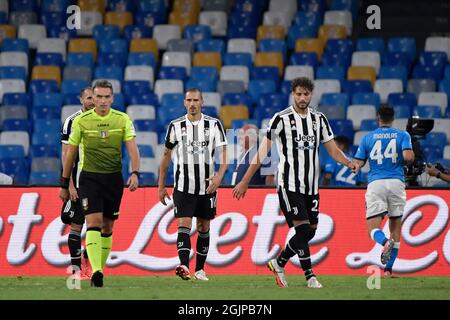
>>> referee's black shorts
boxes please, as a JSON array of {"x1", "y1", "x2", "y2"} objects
[
  {"x1": 277, "y1": 187, "x2": 319, "y2": 228},
  {"x1": 78, "y1": 171, "x2": 124, "y2": 220},
  {"x1": 173, "y1": 190, "x2": 217, "y2": 220}
]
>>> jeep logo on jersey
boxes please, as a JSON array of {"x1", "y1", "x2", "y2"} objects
[
  {"x1": 185, "y1": 141, "x2": 209, "y2": 148},
  {"x1": 100, "y1": 131, "x2": 108, "y2": 138},
  {"x1": 294, "y1": 135, "x2": 316, "y2": 143}
]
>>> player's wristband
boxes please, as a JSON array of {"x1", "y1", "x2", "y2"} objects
[
  {"x1": 436, "y1": 172, "x2": 441, "y2": 179},
  {"x1": 131, "y1": 171, "x2": 139, "y2": 177},
  {"x1": 60, "y1": 177, "x2": 70, "y2": 189}
]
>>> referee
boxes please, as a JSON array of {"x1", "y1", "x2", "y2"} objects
[
  {"x1": 233, "y1": 77, "x2": 356, "y2": 289},
  {"x1": 59, "y1": 80, "x2": 140, "y2": 287},
  {"x1": 158, "y1": 88, "x2": 228, "y2": 281}
]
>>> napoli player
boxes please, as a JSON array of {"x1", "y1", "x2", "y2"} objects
[{"x1": 352, "y1": 105, "x2": 415, "y2": 276}]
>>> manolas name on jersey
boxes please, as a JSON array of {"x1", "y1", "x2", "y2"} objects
[{"x1": 69, "y1": 108, "x2": 136, "y2": 173}]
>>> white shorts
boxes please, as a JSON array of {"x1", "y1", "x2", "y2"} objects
[{"x1": 365, "y1": 179, "x2": 406, "y2": 219}]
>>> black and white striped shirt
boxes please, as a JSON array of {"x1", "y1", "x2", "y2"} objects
[
  {"x1": 267, "y1": 106, "x2": 334, "y2": 195},
  {"x1": 165, "y1": 114, "x2": 227, "y2": 195},
  {"x1": 61, "y1": 110, "x2": 82, "y2": 187}
]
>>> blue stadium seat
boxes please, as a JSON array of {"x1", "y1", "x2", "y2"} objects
[
  {"x1": 0, "y1": 66, "x2": 27, "y2": 81},
  {"x1": 134, "y1": 11, "x2": 165, "y2": 28},
  {"x1": 0, "y1": 145, "x2": 26, "y2": 159},
  {"x1": 133, "y1": 119, "x2": 158, "y2": 132},
  {"x1": 248, "y1": 80, "x2": 276, "y2": 104},
  {"x1": 137, "y1": 0, "x2": 166, "y2": 15},
  {"x1": 223, "y1": 92, "x2": 253, "y2": 109},
  {"x1": 287, "y1": 24, "x2": 317, "y2": 50},
  {"x1": 157, "y1": 105, "x2": 185, "y2": 131},
  {"x1": 99, "y1": 38, "x2": 128, "y2": 55},
  {"x1": 259, "y1": 39, "x2": 287, "y2": 62},
  {"x1": 32, "y1": 131, "x2": 60, "y2": 146},
  {"x1": 106, "y1": 0, "x2": 135, "y2": 12},
  {"x1": 422, "y1": 132, "x2": 447, "y2": 147},
  {"x1": 47, "y1": 25, "x2": 77, "y2": 40},
  {"x1": 320, "y1": 93, "x2": 349, "y2": 110},
  {"x1": 67, "y1": 53, "x2": 94, "y2": 68},
  {"x1": 231, "y1": 119, "x2": 258, "y2": 130},
  {"x1": 393, "y1": 104, "x2": 411, "y2": 118},
  {"x1": 419, "y1": 51, "x2": 447, "y2": 69},
  {"x1": 227, "y1": 25, "x2": 257, "y2": 39},
  {"x1": 94, "y1": 66, "x2": 123, "y2": 81},
  {"x1": 127, "y1": 52, "x2": 156, "y2": 69},
  {"x1": 63, "y1": 93, "x2": 81, "y2": 105},
  {"x1": 383, "y1": 51, "x2": 412, "y2": 71},
  {"x1": 250, "y1": 67, "x2": 279, "y2": 86},
  {"x1": 331, "y1": 0, "x2": 359, "y2": 18},
  {"x1": 184, "y1": 25, "x2": 212, "y2": 43},
  {"x1": 158, "y1": 66, "x2": 188, "y2": 81},
  {"x1": 293, "y1": 10, "x2": 322, "y2": 29},
  {"x1": 98, "y1": 52, "x2": 127, "y2": 67},
  {"x1": 123, "y1": 80, "x2": 152, "y2": 104},
  {"x1": 360, "y1": 119, "x2": 378, "y2": 131},
  {"x1": 439, "y1": 79, "x2": 450, "y2": 97},
  {"x1": 445, "y1": 106, "x2": 450, "y2": 118},
  {"x1": 299, "y1": 0, "x2": 328, "y2": 14},
  {"x1": 412, "y1": 65, "x2": 442, "y2": 84},
  {"x1": 34, "y1": 53, "x2": 64, "y2": 69},
  {"x1": 160, "y1": 93, "x2": 184, "y2": 109},
  {"x1": 421, "y1": 146, "x2": 443, "y2": 164},
  {"x1": 379, "y1": 65, "x2": 408, "y2": 87},
  {"x1": 185, "y1": 78, "x2": 216, "y2": 92},
  {"x1": 316, "y1": 66, "x2": 345, "y2": 81},
  {"x1": 11, "y1": 0, "x2": 38, "y2": 11},
  {"x1": 289, "y1": 52, "x2": 319, "y2": 69},
  {"x1": 112, "y1": 93, "x2": 126, "y2": 112},
  {"x1": 387, "y1": 93, "x2": 417, "y2": 110},
  {"x1": 123, "y1": 25, "x2": 152, "y2": 41},
  {"x1": 0, "y1": 158, "x2": 29, "y2": 184},
  {"x1": 93, "y1": 25, "x2": 121, "y2": 41},
  {"x1": 0, "y1": 38, "x2": 29, "y2": 54},
  {"x1": 356, "y1": 37, "x2": 385, "y2": 55},
  {"x1": 3, "y1": 93, "x2": 32, "y2": 110},
  {"x1": 28, "y1": 80, "x2": 59, "y2": 94},
  {"x1": 140, "y1": 172, "x2": 157, "y2": 185},
  {"x1": 29, "y1": 144, "x2": 60, "y2": 158},
  {"x1": 253, "y1": 106, "x2": 281, "y2": 123},
  {"x1": 137, "y1": 145, "x2": 154, "y2": 158},
  {"x1": 387, "y1": 37, "x2": 416, "y2": 61},
  {"x1": 0, "y1": 12, "x2": 6, "y2": 24},
  {"x1": 29, "y1": 171, "x2": 59, "y2": 185},
  {"x1": 413, "y1": 105, "x2": 442, "y2": 118},
  {"x1": 325, "y1": 39, "x2": 353, "y2": 55},
  {"x1": 329, "y1": 119, "x2": 354, "y2": 142},
  {"x1": 33, "y1": 93, "x2": 63, "y2": 108},
  {"x1": 322, "y1": 51, "x2": 352, "y2": 69},
  {"x1": 127, "y1": 92, "x2": 159, "y2": 106},
  {"x1": 61, "y1": 80, "x2": 90, "y2": 95},
  {"x1": 351, "y1": 92, "x2": 380, "y2": 108},
  {"x1": 280, "y1": 80, "x2": 292, "y2": 95},
  {"x1": 2, "y1": 119, "x2": 32, "y2": 135},
  {"x1": 191, "y1": 66, "x2": 218, "y2": 83},
  {"x1": 34, "y1": 119, "x2": 61, "y2": 133},
  {"x1": 257, "y1": 93, "x2": 288, "y2": 110},
  {"x1": 342, "y1": 80, "x2": 372, "y2": 95},
  {"x1": 202, "y1": 106, "x2": 218, "y2": 118},
  {"x1": 196, "y1": 39, "x2": 225, "y2": 57},
  {"x1": 230, "y1": 8, "x2": 260, "y2": 27},
  {"x1": 223, "y1": 53, "x2": 253, "y2": 69},
  {"x1": 31, "y1": 105, "x2": 60, "y2": 120},
  {"x1": 40, "y1": 11, "x2": 66, "y2": 28}
]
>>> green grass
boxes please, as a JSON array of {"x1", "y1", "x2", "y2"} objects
[{"x1": 1, "y1": 275, "x2": 449, "y2": 300}]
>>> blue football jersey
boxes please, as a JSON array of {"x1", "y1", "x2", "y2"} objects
[
  {"x1": 354, "y1": 127, "x2": 413, "y2": 183},
  {"x1": 324, "y1": 154, "x2": 363, "y2": 186}
]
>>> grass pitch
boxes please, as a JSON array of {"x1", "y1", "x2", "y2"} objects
[{"x1": 0, "y1": 275, "x2": 449, "y2": 300}]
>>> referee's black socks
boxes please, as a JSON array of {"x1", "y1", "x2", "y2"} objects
[{"x1": 177, "y1": 227, "x2": 191, "y2": 268}]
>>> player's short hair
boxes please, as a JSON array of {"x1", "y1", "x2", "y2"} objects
[
  {"x1": 378, "y1": 104, "x2": 395, "y2": 123},
  {"x1": 185, "y1": 87, "x2": 203, "y2": 99},
  {"x1": 79, "y1": 86, "x2": 93, "y2": 97},
  {"x1": 291, "y1": 77, "x2": 314, "y2": 92},
  {"x1": 93, "y1": 80, "x2": 113, "y2": 94}
]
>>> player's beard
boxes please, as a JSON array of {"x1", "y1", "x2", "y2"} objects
[{"x1": 295, "y1": 100, "x2": 309, "y2": 111}]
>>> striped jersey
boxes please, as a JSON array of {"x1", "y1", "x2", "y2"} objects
[
  {"x1": 266, "y1": 106, "x2": 334, "y2": 195},
  {"x1": 165, "y1": 114, "x2": 227, "y2": 195},
  {"x1": 61, "y1": 109, "x2": 82, "y2": 187}
]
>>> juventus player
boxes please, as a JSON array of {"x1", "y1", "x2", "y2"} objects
[
  {"x1": 233, "y1": 77, "x2": 357, "y2": 288},
  {"x1": 158, "y1": 88, "x2": 228, "y2": 281}
]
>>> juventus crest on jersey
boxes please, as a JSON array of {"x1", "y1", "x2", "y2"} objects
[
  {"x1": 267, "y1": 106, "x2": 334, "y2": 195},
  {"x1": 165, "y1": 114, "x2": 227, "y2": 195}
]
